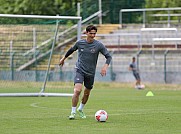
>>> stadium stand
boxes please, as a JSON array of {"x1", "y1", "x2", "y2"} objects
[
  {"x1": 0, "y1": 13, "x2": 181, "y2": 83},
  {"x1": 92, "y1": 24, "x2": 181, "y2": 81},
  {"x1": 0, "y1": 25, "x2": 55, "y2": 70},
  {"x1": 24, "y1": 24, "x2": 120, "y2": 71}
]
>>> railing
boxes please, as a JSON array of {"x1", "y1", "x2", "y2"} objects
[
  {"x1": 22, "y1": 10, "x2": 101, "y2": 57},
  {"x1": 81, "y1": 27, "x2": 181, "y2": 57},
  {"x1": 82, "y1": 33, "x2": 141, "y2": 51},
  {"x1": 152, "y1": 38, "x2": 181, "y2": 59},
  {"x1": 81, "y1": 27, "x2": 181, "y2": 52},
  {"x1": 119, "y1": 7, "x2": 181, "y2": 27},
  {"x1": 140, "y1": 27, "x2": 179, "y2": 59},
  {"x1": 0, "y1": 14, "x2": 82, "y2": 71},
  {"x1": 16, "y1": 11, "x2": 102, "y2": 71}
]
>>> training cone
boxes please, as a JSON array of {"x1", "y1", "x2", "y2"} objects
[{"x1": 146, "y1": 91, "x2": 154, "y2": 96}]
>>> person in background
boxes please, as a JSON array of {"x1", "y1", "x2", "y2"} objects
[{"x1": 129, "y1": 57, "x2": 143, "y2": 89}]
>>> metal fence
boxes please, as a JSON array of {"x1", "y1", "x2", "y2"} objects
[{"x1": 120, "y1": 7, "x2": 181, "y2": 27}]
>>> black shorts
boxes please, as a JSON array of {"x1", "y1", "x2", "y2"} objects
[
  {"x1": 133, "y1": 73, "x2": 140, "y2": 80},
  {"x1": 74, "y1": 68, "x2": 95, "y2": 89}
]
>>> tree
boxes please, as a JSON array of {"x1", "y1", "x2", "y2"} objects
[
  {"x1": 0, "y1": 0, "x2": 79, "y2": 24},
  {"x1": 0, "y1": 0, "x2": 78, "y2": 15}
]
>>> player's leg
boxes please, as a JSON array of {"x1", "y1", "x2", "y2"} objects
[
  {"x1": 77, "y1": 75, "x2": 94, "y2": 118},
  {"x1": 137, "y1": 73, "x2": 141, "y2": 85},
  {"x1": 78, "y1": 88, "x2": 91, "y2": 111},
  {"x1": 134, "y1": 73, "x2": 141, "y2": 89},
  {"x1": 133, "y1": 73, "x2": 139, "y2": 88},
  {"x1": 77, "y1": 89, "x2": 90, "y2": 118},
  {"x1": 72, "y1": 83, "x2": 83, "y2": 107},
  {"x1": 81, "y1": 88, "x2": 91, "y2": 104},
  {"x1": 136, "y1": 74, "x2": 144, "y2": 89},
  {"x1": 69, "y1": 83, "x2": 83, "y2": 119},
  {"x1": 69, "y1": 69, "x2": 84, "y2": 120}
]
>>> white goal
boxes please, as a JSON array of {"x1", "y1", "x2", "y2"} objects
[{"x1": 0, "y1": 14, "x2": 81, "y2": 97}]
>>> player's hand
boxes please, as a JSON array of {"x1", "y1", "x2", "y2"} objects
[
  {"x1": 100, "y1": 69, "x2": 106, "y2": 76},
  {"x1": 59, "y1": 57, "x2": 65, "y2": 66},
  {"x1": 100, "y1": 64, "x2": 108, "y2": 76}
]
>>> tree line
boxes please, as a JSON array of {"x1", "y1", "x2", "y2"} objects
[
  {"x1": 0, "y1": 0, "x2": 180, "y2": 24},
  {"x1": 0, "y1": 0, "x2": 79, "y2": 15}
]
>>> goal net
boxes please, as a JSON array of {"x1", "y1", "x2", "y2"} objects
[{"x1": 0, "y1": 14, "x2": 81, "y2": 97}]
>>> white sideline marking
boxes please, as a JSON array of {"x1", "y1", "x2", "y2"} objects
[
  {"x1": 30, "y1": 103, "x2": 47, "y2": 109},
  {"x1": 30, "y1": 102, "x2": 70, "y2": 110}
]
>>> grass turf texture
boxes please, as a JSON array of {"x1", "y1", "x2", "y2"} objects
[{"x1": 0, "y1": 82, "x2": 181, "y2": 134}]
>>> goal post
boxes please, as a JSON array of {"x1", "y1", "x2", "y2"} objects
[{"x1": 0, "y1": 14, "x2": 82, "y2": 97}]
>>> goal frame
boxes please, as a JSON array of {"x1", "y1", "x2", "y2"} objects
[{"x1": 0, "y1": 14, "x2": 82, "y2": 97}]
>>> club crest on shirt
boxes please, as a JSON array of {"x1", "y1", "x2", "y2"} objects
[{"x1": 90, "y1": 48, "x2": 96, "y2": 53}]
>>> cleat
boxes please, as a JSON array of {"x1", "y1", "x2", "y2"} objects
[
  {"x1": 77, "y1": 109, "x2": 86, "y2": 119},
  {"x1": 69, "y1": 113, "x2": 75, "y2": 120},
  {"x1": 135, "y1": 85, "x2": 143, "y2": 90}
]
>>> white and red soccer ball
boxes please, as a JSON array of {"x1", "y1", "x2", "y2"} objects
[{"x1": 95, "y1": 110, "x2": 108, "y2": 122}]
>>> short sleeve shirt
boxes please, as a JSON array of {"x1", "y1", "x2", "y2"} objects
[
  {"x1": 72, "y1": 39, "x2": 111, "y2": 76},
  {"x1": 129, "y1": 62, "x2": 138, "y2": 74}
]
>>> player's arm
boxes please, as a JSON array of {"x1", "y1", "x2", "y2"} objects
[
  {"x1": 59, "y1": 47, "x2": 76, "y2": 66},
  {"x1": 128, "y1": 67, "x2": 132, "y2": 71},
  {"x1": 129, "y1": 64, "x2": 133, "y2": 71},
  {"x1": 100, "y1": 53, "x2": 112, "y2": 76},
  {"x1": 100, "y1": 64, "x2": 109, "y2": 76}
]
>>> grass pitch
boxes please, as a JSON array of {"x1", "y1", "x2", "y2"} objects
[{"x1": 0, "y1": 82, "x2": 181, "y2": 134}]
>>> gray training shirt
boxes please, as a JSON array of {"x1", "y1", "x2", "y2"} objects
[
  {"x1": 129, "y1": 62, "x2": 138, "y2": 74},
  {"x1": 65, "y1": 39, "x2": 112, "y2": 76}
]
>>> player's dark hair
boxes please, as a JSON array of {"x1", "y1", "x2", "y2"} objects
[{"x1": 86, "y1": 25, "x2": 97, "y2": 32}]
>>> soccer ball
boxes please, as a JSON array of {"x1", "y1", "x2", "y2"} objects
[{"x1": 95, "y1": 110, "x2": 108, "y2": 122}]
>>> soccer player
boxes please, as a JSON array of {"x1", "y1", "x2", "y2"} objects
[
  {"x1": 129, "y1": 57, "x2": 142, "y2": 89},
  {"x1": 59, "y1": 25, "x2": 112, "y2": 120}
]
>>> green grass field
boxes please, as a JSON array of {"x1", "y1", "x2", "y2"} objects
[{"x1": 0, "y1": 82, "x2": 181, "y2": 134}]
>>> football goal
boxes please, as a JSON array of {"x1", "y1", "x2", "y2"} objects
[{"x1": 0, "y1": 14, "x2": 81, "y2": 97}]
